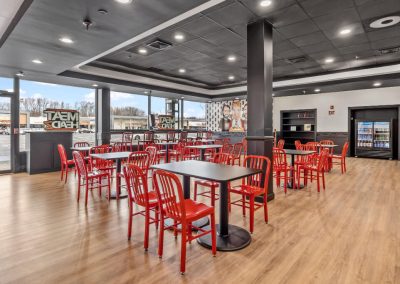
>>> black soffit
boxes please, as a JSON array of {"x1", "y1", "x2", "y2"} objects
[{"x1": 92, "y1": 0, "x2": 400, "y2": 88}]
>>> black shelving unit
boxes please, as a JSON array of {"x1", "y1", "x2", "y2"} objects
[{"x1": 280, "y1": 109, "x2": 317, "y2": 149}]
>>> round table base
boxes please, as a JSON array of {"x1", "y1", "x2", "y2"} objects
[
  {"x1": 197, "y1": 224, "x2": 251, "y2": 251},
  {"x1": 164, "y1": 217, "x2": 209, "y2": 231},
  {"x1": 286, "y1": 182, "x2": 305, "y2": 189},
  {"x1": 108, "y1": 189, "x2": 128, "y2": 199}
]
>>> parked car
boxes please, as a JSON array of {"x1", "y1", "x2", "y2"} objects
[{"x1": 0, "y1": 127, "x2": 10, "y2": 135}]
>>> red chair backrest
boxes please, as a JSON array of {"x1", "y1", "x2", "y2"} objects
[
  {"x1": 113, "y1": 142, "x2": 130, "y2": 152},
  {"x1": 277, "y1": 139, "x2": 285, "y2": 149},
  {"x1": 74, "y1": 142, "x2": 89, "y2": 147},
  {"x1": 342, "y1": 142, "x2": 349, "y2": 158},
  {"x1": 180, "y1": 131, "x2": 188, "y2": 140},
  {"x1": 167, "y1": 131, "x2": 176, "y2": 141},
  {"x1": 294, "y1": 140, "x2": 302, "y2": 150},
  {"x1": 232, "y1": 143, "x2": 243, "y2": 158},
  {"x1": 90, "y1": 145, "x2": 112, "y2": 168},
  {"x1": 124, "y1": 164, "x2": 149, "y2": 206},
  {"x1": 127, "y1": 151, "x2": 150, "y2": 174},
  {"x1": 306, "y1": 142, "x2": 321, "y2": 152},
  {"x1": 222, "y1": 137, "x2": 230, "y2": 145},
  {"x1": 206, "y1": 131, "x2": 213, "y2": 139},
  {"x1": 211, "y1": 153, "x2": 232, "y2": 165},
  {"x1": 241, "y1": 137, "x2": 248, "y2": 155},
  {"x1": 243, "y1": 155, "x2": 271, "y2": 193},
  {"x1": 144, "y1": 131, "x2": 154, "y2": 141},
  {"x1": 317, "y1": 149, "x2": 329, "y2": 171},
  {"x1": 221, "y1": 144, "x2": 233, "y2": 154},
  {"x1": 153, "y1": 170, "x2": 186, "y2": 220},
  {"x1": 73, "y1": 151, "x2": 87, "y2": 177},
  {"x1": 122, "y1": 132, "x2": 133, "y2": 143},
  {"x1": 57, "y1": 144, "x2": 67, "y2": 164},
  {"x1": 273, "y1": 147, "x2": 287, "y2": 168},
  {"x1": 145, "y1": 146, "x2": 158, "y2": 165}
]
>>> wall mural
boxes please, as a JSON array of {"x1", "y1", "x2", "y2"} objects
[{"x1": 206, "y1": 98, "x2": 247, "y2": 132}]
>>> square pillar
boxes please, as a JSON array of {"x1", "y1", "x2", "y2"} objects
[
  {"x1": 95, "y1": 88, "x2": 111, "y2": 145},
  {"x1": 247, "y1": 20, "x2": 274, "y2": 201}
]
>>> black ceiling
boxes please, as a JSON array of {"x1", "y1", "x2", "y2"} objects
[{"x1": 94, "y1": 0, "x2": 400, "y2": 88}]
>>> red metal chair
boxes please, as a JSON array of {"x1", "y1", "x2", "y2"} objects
[
  {"x1": 231, "y1": 143, "x2": 243, "y2": 166},
  {"x1": 298, "y1": 149, "x2": 329, "y2": 192},
  {"x1": 205, "y1": 131, "x2": 213, "y2": 139},
  {"x1": 273, "y1": 148, "x2": 296, "y2": 193},
  {"x1": 90, "y1": 145, "x2": 115, "y2": 176},
  {"x1": 320, "y1": 140, "x2": 334, "y2": 170},
  {"x1": 331, "y1": 142, "x2": 349, "y2": 174},
  {"x1": 194, "y1": 153, "x2": 232, "y2": 206},
  {"x1": 138, "y1": 131, "x2": 155, "y2": 150},
  {"x1": 214, "y1": 139, "x2": 224, "y2": 145},
  {"x1": 294, "y1": 140, "x2": 302, "y2": 149},
  {"x1": 222, "y1": 137, "x2": 230, "y2": 145},
  {"x1": 179, "y1": 131, "x2": 188, "y2": 142},
  {"x1": 117, "y1": 151, "x2": 151, "y2": 191},
  {"x1": 74, "y1": 142, "x2": 90, "y2": 147},
  {"x1": 164, "y1": 131, "x2": 176, "y2": 142},
  {"x1": 122, "y1": 132, "x2": 134, "y2": 143},
  {"x1": 145, "y1": 146, "x2": 158, "y2": 166},
  {"x1": 124, "y1": 164, "x2": 159, "y2": 249},
  {"x1": 221, "y1": 144, "x2": 233, "y2": 154},
  {"x1": 112, "y1": 141, "x2": 131, "y2": 152},
  {"x1": 57, "y1": 144, "x2": 75, "y2": 183},
  {"x1": 73, "y1": 151, "x2": 111, "y2": 206},
  {"x1": 229, "y1": 155, "x2": 271, "y2": 233},
  {"x1": 168, "y1": 142, "x2": 184, "y2": 162},
  {"x1": 182, "y1": 143, "x2": 200, "y2": 160},
  {"x1": 277, "y1": 139, "x2": 285, "y2": 149},
  {"x1": 153, "y1": 169, "x2": 216, "y2": 274}
]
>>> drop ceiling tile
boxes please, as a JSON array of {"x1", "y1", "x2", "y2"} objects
[
  {"x1": 267, "y1": 4, "x2": 309, "y2": 28},
  {"x1": 370, "y1": 36, "x2": 400, "y2": 50},
  {"x1": 180, "y1": 16, "x2": 224, "y2": 37},
  {"x1": 238, "y1": 0, "x2": 296, "y2": 17},
  {"x1": 356, "y1": 0, "x2": 400, "y2": 20},
  {"x1": 277, "y1": 19, "x2": 320, "y2": 39},
  {"x1": 299, "y1": 40, "x2": 336, "y2": 53},
  {"x1": 299, "y1": 0, "x2": 354, "y2": 17},
  {"x1": 337, "y1": 43, "x2": 372, "y2": 55},
  {"x1": 290, "y1": 31, "x2": 327, "y2": 47},
  {"x1": 366, "y1": 26, "x2": 400, "y2": 41},
  {"x1": 206, "y1": 2, "x2": 256, "y2": 27},
  {"x1": 330, "y1": 33, "x2": 370, "y2": 48}
]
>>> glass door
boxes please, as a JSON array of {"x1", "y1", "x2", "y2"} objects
[
  {"x1": 373, "y1": 122, "x2": 391, "y2": 149},
  {"x1": 0, "y1": 96, "x2": 11, "y2": 172},
  {"x1": 356, "y1": 121, "x2": 373, "y2": 148}
]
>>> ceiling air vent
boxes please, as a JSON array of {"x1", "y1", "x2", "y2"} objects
[
  {"x1": 147, "y1": 39, "x2": 172, "y2": 50},
  {"x1": 286, "y1": 56, "x2": 307, "y2": 64},
  {"x1": 378, "y1": 46, "x2": 400, "y2": 55}
]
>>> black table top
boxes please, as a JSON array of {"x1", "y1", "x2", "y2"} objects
[
  {"x1": 151, "y1": 160, "x2": 261, "y2": 182},
  {"x1": 90, "y1": 152, "x2": 132, "y2": 160},
  {"x1": 284, "y1": 149, "x2": 316, "y2": 155},
  {"x1": 185, "y1": 144, "x2": 222, "y2": 150}
]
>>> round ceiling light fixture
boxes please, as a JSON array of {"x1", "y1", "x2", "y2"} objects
[
  {"x1": 373, "y1": 82, "x2": 382, "y2": 87},
  {"x1": 339, "y1": 28, "x2": 352, "y2": 36},
  {"x1": 59, "y1": 37, "x2": 74, "y2": 44},
  {"x1": 228, "y1": 75, "x2": 235, "y2": 81},
  {"x1": 174, "y1": 33, "x2": 185, "y2": 41},
  {"x1": 32, "y1": 59, "x2": 43, "y2": 64},
  {"x1": 227, "y1": 55, "x2": 237, "y2": 62},
  {"x1": 114, "y1": 0, "x2": 132, "y2": 4},
  {"x1": 92, "y1": 84, "x2": 98, "y2": 87},
  {"x1": 324, "y1": 57, "x2": 335, "y2": 64},
  {"x1": 138, "y1": 48, "x2": 147, "y2": 54},
  {"x1": 178, "y1": 68, "x2": 186, "y2": 73},
  {"x1": 259, "y1": 0, "x2": 272, "y2": 7},
  {"x1": 314, "y1": 88, "x2": 321, "y2": 92},
  {"x1": 370, "y1": 16, "x2": 400, "y2": 29},
  {"x1": 16, "y1": 71, "x2": 24, "y2": 77}
]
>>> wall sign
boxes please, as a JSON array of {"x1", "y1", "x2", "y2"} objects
[
  {"x1": 329, "y1": 105, "x2": 335, "y2": 116},
  {"x1": 158, "y1": 115, "x2": 175, "y2": 129},
  {"x1": 43, "y1": 109, "x2": 79, "y2": 131}
]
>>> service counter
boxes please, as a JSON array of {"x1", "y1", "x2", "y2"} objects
[{"x1": 25, "y1": 131, "x2": 73, "y2": 174}]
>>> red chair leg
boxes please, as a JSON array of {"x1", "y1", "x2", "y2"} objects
[
  {"x1": 263, "y1": 198, "x2": 268, "y2": 223},
  {"x1": 241, "y1": 194, "x2": 246, "y2": 216},
  {"x1": 158, "y1": 215, "x2": 165, "y2": 258},
  {"x1": 77, "y1": 179, "x2": 81, "y2": 202},
  {"x1": 144, "y1": 207, "x2": 150, "y2": 250},
  {"x1": 85, "y1": 183, "x2": 89, "y2": 206},
  {"x1": 194, "y1": 183, "x2": 198, "y2": 201},
  {"x1": 180, "y1": 223, "x2": 187, "y2": 275},
  {"x1": 211, "y1": 213, "x2": 216, "y2": 256},
  {"x1": 60, "y1": 164, "x2": 64, "y2": 181},
  {"x1": 249, "y1": 195, "x2": 255, "y2": 234},
  {"x1": 210, "y1": 185, "x2": 216, "y2": 207},
  {"x1": 64, "y1": 166, "x2": 68, "y2": 184},
  {"x1": 128, "y1": 205, "x2": 133, "y2": 240}
]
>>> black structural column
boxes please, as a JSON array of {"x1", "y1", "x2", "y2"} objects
[
  {"x1": 247, "y1": 20, "x2": 274, "y2": 201},
  {"x1": 95, "y1": 88, "x2": 111, "y2": 145},
  {"x1": 11, "y1": 76, "x2": 21, "y2": 172}
]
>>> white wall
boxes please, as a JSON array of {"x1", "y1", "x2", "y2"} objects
[{"x1": 273, "y1": 86, "x2": 400, "y2": 132}]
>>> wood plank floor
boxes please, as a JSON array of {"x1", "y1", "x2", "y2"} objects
[{"x1": 0, "y1": 158, "x2": 399, "y2": 284}]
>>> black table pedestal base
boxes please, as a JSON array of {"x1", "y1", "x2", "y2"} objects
[
  {"x1": 286, "y1": 182, "x2": 305, "y2": 189},
  {"x1": 197, "y1": 224, "x2": 251, "y2": 251},
  {"x1": 108, "y1": 189, "x2": 128, "y2": 199},
  {"x1": 164, "y1": 217, "x2": 209, "y2": 231}
]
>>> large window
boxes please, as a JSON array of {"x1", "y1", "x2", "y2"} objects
[
  {"x1": 0, "y1": 77, "x2": 14, "y2": 92},
  {"x1": 19, "y1": 80, "x2": 95, "y2": 149},
  {"x1": 110, "y1": 92, "x2": 148, "y2": 130},
  {"x1": 183, "y1": 100, "x2": 206, "y2": 130}
]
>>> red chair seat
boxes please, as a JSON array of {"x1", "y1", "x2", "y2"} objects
[
  {"x1": 230, "y1": 184, "x2": 263, "y2": 195},
  {"x1": 134, "y1": 191, "x2": 158, "y2": 207},
  {"x1": 195, "y1": 180, "x2": 219, "y2": 187},
  {"x1": 164, "y1": 199, "x2": 213, "y2": 222}
]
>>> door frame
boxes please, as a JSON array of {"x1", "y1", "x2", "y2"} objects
[{"x1": 0, "y1": 90, "x2": 13, "y2": 173}]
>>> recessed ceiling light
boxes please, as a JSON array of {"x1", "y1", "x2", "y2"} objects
[
  {"x1": 181, "y1": 96, "x2": 185, "y2": 99},
  {"x1": 144, "y1": 91, "x2": 149, "y2": 94},
  {"x1": 16, "y1": 71, "x2": 24, "y2": 77},
  {"x1": 114, "y1": 0, "x2": 132, "y2": 4},
  {"x1": 208, "y1": 100, "x2": 212, "y2": 103},
  {"x1": 227, "y1": 55, "x2": 237, "y2": 62},
  {"x1": 259, "y1": 0, "x2": 272, "y2": 7},
  {"x1": 174, "y1": 33, "x2": 185, "y2": 41},
  {"x1": 315, "y1": 88, "x2": 321, "y2": 92},
  {"x1": 178, "y1": 68, "x2": 186, "y2": 73},
  {"x1": 234, "y1": 97, "x2": 239, "y2": 100},
  {"x1": 138, "y1": 48, "x2": 147, "y2": 54},
  {"x1": 373, "y1": 82, "x2": 382, "y2": 87},
  {"x1": 370, "y1": 16, "x2": 400, "y2": 29},
  {"x1": 325, "y1": 57, "x2": 334, "y2": 64},
  {"x1": 59, "y1": 37, "x2": 74, "y2": 44},
  {"x1": 32, "y1": 59, "x2": 43, "y2": 64},
  {"x1": 272, "y1": 93, "x2": 275, "y2": 96},
  {"x1": 228, "y1": 75, "x2": 235, "y2": 80},
  {"x1": 92, "y1": 84, "x2": 98, "y2": 87},
  {"x1": 339, "y1": 28, "x2": 352, "y2": 36}
]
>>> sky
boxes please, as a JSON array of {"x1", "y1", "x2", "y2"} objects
[{"x1": 0, "y1": 77, "x2": 205, "y2": 118}]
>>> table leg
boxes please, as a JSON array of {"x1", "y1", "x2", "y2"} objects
[
  {"x1": 287, "y1": 154, "x2": 305, "y2": 189},
  {"x1": 200, "y1": 149, "x2": 205, "y2": 161},
  {"x1": 197, "y1": 181, "x2": 251, "y2": 251},
  {"x1": 109, "y1": 159, "x2": 128, "y2": 199}
]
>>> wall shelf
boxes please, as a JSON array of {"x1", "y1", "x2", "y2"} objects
[{"x1": 280, "y1": 109, "x2": 317, "y2": 149}]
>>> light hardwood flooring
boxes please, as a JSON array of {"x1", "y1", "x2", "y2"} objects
[{"x1": 0, "y1": 158, "x2": 400, "y2": 284}]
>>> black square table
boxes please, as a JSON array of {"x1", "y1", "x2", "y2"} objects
[
  {"x1": 154, "y1": 142, "x2": 177, "y2": 163},
  {"x1": 90, "y1": 151, "x2": 132, "y2": 199},
  {"x1": 284, "y1": 149, "x2": 315, "y2": 189},
  {"x1": 151, "y1": 160, "x2": 262, "y2": 251},
  {"x1": 185, "y1": 144, "x2": 222, "y2": 161}
]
